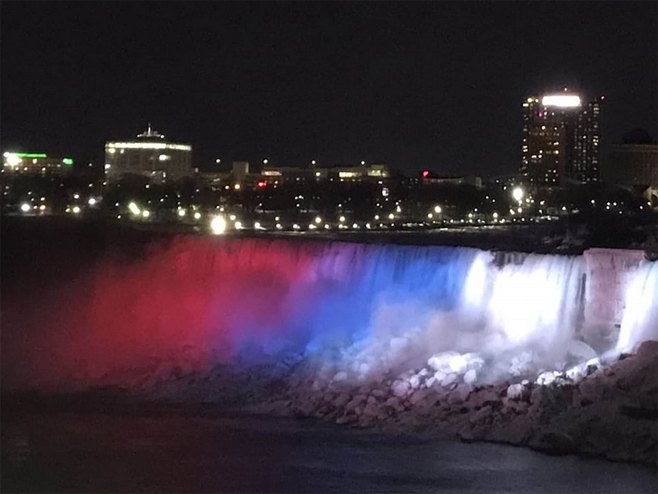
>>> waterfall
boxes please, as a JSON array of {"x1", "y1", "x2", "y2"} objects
[{"x1": 2, "y1": 235, "x2": 656, "y2": 389}]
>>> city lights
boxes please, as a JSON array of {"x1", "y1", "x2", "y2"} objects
[
  {"x1": 210, "y1": 215, "x2": 227, "y2": 235},
  {"x1": 20, "y1": 202, "x2": 30, "y2": 213},
  {"x1": 128, "y1": 202, "x2": 141, "y2": 215},
  {"x1": 512, "y1": 186, "x2": 524, "y2": 203}
]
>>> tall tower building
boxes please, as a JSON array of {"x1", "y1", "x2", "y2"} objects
[{"x1": 521, "y1": 92, "x2": 602, "y2": 186}]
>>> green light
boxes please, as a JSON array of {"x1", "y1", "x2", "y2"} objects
[
  {"x1": 15, "y1": 153, "x2": 47, "y2": 158},
  {"x1": 63, "y1": 158, "x2": 73, "y2": 166}
]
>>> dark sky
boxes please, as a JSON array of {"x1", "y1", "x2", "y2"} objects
[{"x1": 2, "y1": 1, "x2": 656, "y2": 176}]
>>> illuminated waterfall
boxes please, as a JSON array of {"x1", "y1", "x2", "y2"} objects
[{"x1": 2, "y1": 236, "x2": 656, "y2": 389}]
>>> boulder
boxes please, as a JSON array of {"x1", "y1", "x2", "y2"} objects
[
  {"x1": 391, "y1": 380, "x2": 411, "y2": 398},
  {"x1": 463, "y1": 369, "x2": 477, "y2": 385}
]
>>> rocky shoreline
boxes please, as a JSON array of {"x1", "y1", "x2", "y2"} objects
[
  {"x1": 240, "y1": 340, "x2": 657, "y2": 465},
  {"x1": 17, "y1": 340, "x2": 657, "y2": 466}
]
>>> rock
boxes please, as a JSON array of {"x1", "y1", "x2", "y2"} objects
[
  {"x1": 441, "y1": 373, "x2": 457, "y2": 387},
  {"x1": 506, "y1": 383, "x2": 526, "y2": 401},
  {"x1": 345, "y1": 394, "x2": 367, "y2": 412},
  {"x1": 635, "y1": 340, "x2": 658, "y2": 358},
  {"x1": 536, "y1": 371, "x2": 561, "y2": 386},
  {"x1": 371, "y1": 388, "x2": 387, "y2": 398},
  {"x1": 463, "y1": 369, "x2": 477, "y2": 385},
  {"x1": 385, "y1": 396, "x2": 405, "y2": 412},
  {"x1": 469, "y1": 404, "x2": 493, "y2": 424},
  {"x1": 409, "y1": 388, "x2": 430, "y2": 405},
  {"x1": 467, "y1": 387, "x2": 500, "y2": 409},
  {"x1": 529, "y1": 431, "x2": 576, "y2": 455},
  {"x1": 565, "y1": 363, "x2": 588, "y2": 382},
  {"x1": 408, "y1": 375, "x2": 421, "y2": 390},
  {"x1": 391, "y1": 380, "x2": 411, "y2": 398},
  {"x1": 335, "y1": 414, "x2": 358, "y2": 425},
  {"x1": 333, "y1": 392, "x2": 351, "y2": 408}
]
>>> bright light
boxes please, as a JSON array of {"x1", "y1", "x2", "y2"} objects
[
  {"x1": 20, "y1": 203, "x2": 30, "y2": 213},
  {"x1": 309, "y1": 224, "x2": 317, "y2": 230},
  {"x1": 388, "y1": 213, "x2": 394, "y2": 220},
  {"x1": 276, "y1": 223, "x2": 283, "y2": 230},
  {"x1": 254, "y1": 221, "x2": 263, "y2": 230},
  {"x1": 128, "y1": 202, "x2": 141, "y2": 215},
  {"x1": 72, "y1": 206, "x2": 81, "y2": 214},
  {"x1": 339, "y1": 216, "x2": 346, "y2": 222},
  {"x1": 229, "y1": 214, "x2": 237, "y2": 221},
  {"x1": 39, "y1": 204, "x2": 46, "y2": 211},
  {"x1": 292, "y1": 223, "x2": 300, "y2": 230},
  {"x1": 512, "y1": 186, "x2": 524, "y2": 203},
  {"x1": 541, "y1": 95, "x2": 581, "y2": 108},
  {"x1": 210, "y1": 215, "x2": 227, "y2": 235},
  {"x1": 73, "y1": 193, "x2": 80, "y2": 200},
  {"x1": 234, "y1": 221, "x2": 243, "y2": 230},
  {"x1": 434, "y1": 205, "x2": 442, "y2": 214},
  {"x1": 5, "y1": 153, "x2": 22, "y2": 167},
  {"x1": 88, "y1": 197, "x2": 97, "y2": 206},
  {"x1": 106, "y1": 142, "x2": 191, "y2": 151},
  {"x1": 263, "y1": 159, "x2": 269, "y2": 164},
  {"x1": 234, "y1": 184, "x2": 241, "y2": 190},
  {"x1": 315, "y1": 216, "x2": 322, "y2": 224},
  {"x1": 193, "y1": 212, "x2": 201, "y2": 220},
  {"x1": 158, "y1": 154, "x2": 170, "y2": 161},
  {"x1": 493, "y1": 212, "x2": 499, "y2": 219},
  {"x1": 142, "y1": 210, "x2": 150, "y2": 218},
  {"x1": 178, "y1": 208, "x2": 186, "y2": 217},
  {"x1": 427, "y1": 213, "x2": 433, "y2": 219}
]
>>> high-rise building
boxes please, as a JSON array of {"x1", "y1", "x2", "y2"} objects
[
  {"x1": 521, "y1": 92, "x2": 602, "y2": 186},
  {"x1": 105, "y1": 125, "x2": 193, "y2": 182}
]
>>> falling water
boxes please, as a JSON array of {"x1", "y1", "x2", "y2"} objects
[{"x1": 2, "y1": 236, "x2": 656, "y2": 389}]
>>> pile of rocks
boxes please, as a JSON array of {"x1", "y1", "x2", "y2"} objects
[{"x1": 247, "y1": 340, "x2": 658, "y2": 464}]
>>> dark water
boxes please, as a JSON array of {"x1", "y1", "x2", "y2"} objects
[{"x1": 2, "y1": 400, "x2": 655, "y2": 494}]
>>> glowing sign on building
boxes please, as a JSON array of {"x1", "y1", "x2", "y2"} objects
[{"x1": 541, "y1": 95, "x2": 582, "y2": 108}]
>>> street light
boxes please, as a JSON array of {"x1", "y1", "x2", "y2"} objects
[{"x1": 512, "y1": 186, "x2": 524, "y2": 203}]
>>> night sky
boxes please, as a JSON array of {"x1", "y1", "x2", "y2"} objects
[{"x1": 2, "y1": 1, "x2": 656, "y2": 176}]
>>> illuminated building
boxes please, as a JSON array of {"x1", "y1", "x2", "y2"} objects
[
  {"x1": 2, "y1": 152, "x2": 73, "y2": 175},
  {"x1": 105, "y1": 125, "x2": 192, "y2": 182},
  {"x1": 521, "y1": 91, "x2": 602, "y2": 186}
]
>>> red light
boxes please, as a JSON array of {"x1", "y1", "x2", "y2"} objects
[
  {"x1": 422, "y1": 170, "x2": 430, "y2": 178},
  {"x1": 257, "y1": 180, "x2": 267, "y2": 188}
]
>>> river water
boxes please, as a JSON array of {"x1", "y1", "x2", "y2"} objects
[{"x1": 2, "y1": 400, "x2": 655, "y2": 493}]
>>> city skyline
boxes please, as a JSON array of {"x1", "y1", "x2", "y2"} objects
[{"x1": 1, "y1": 2, "x2": 656, "y2": 176}]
